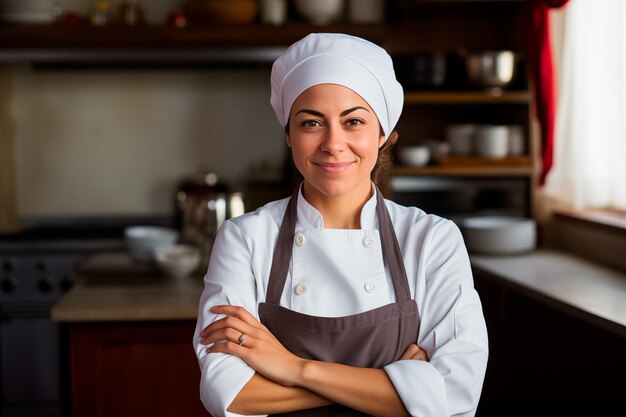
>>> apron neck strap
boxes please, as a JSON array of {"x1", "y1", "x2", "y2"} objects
[
  {"x1": 375, "y1": 189, "x2": 411, "y2": 302},
  {"x1": 265, "y1": 184, "x2": 412, "y2": 305},
  {"x1": 266, "y1": 185, "x2": 300, "y2": 304}
]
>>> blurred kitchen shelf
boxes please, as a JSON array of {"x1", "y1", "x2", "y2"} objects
[
  {"x1": 436, "y1": 155, "x2": 531, "y2": 165},
  {"x1": 391, "y1": 163, "x2": 533, "y2": 177},
  {"x1": 0, "y1": 23, "x2": 387, "y2": 64},
  {"x1": 404, "y1": 90, "x2": 531, "y2": 104}
]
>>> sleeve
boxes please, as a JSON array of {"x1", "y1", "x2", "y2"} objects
[
  {"x1": 384, "y1": 220, "x2": 489, "y2": 417},
  {"x1": 192, "y1": 220, "x2": 268, "y2": 417}
]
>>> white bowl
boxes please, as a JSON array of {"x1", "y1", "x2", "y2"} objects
[
  {"x1": 295, "y1": 0, "x2": 344, "y2": 25},
  {"x1": 398, "y1": 146, "x2": 431, "y2": 167},
  {"x1": 347, "y1": 0, "x2": 385, "y2": 24},
  {"x1": 445, "y1": 124, "x2": 476, "y2": 156},
  {"x1": 124, "y1": 226, "x2": 179, "y2": 262},
  {"x1": 460, "y1": 216, "x2": 536, "y2": 254},
  {"x1": 475, "y1": 125, "x2": 509, "y2": 159},
  {"x1": 154, "y1": 244, "x2": 202, "y2": 279}
]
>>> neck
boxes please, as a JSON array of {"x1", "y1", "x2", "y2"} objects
[{"x1": 301, "y1": 181, "x2": 373, "y2": 229}]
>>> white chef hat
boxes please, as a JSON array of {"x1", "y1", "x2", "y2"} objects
[{"x1": 270, "y1": 33, "x2": 404, "y2": 138}]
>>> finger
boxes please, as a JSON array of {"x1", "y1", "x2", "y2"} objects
[
  {"x1": 209, "y1": 305, "x2": 277, "y2": 342},
  {"x1": 206, "y1": 338, "x2": 248, "y2": 356},
  {"x1": 211, "y1": 305, "x2": 259, "y2": 327},
  {"x1": 401, "y1": 344, "x2": 420, "y2": 360},
  {"x1": 199, "y1": 305, "x2": 247, "y2": 337},
  {"x1": 200, "y1": 326, "x2": 244, "y2": 346},
  {"x1": 411, "y1": 347, "x2": 429, "y2": 362},
  {"x1": 201, "y1": 315, "x2": 249, "y2": 341}
]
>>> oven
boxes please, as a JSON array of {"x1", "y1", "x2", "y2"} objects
[{"x1": 0, "y1": 238, "x2": 124, "y2": 417}]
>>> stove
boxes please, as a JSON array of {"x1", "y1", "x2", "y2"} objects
[{"x1": 0, "y1": 223, "x2": 133, "y2": 417}]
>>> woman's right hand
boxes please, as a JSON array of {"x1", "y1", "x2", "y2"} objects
[
  {"x1": 201, "y1": 305, "x2": 307, "y2": 387},
  {"x1": 400, "y1": 344, "x2": 429, "y2": 362}
]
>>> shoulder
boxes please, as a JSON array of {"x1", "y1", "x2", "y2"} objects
[
  {"x1": 384, "y1": 198, "x2": 455, "y2": 231},
  {"x1": 225, "y1": 196, "x2": 289, "y2": 235},
  {"x1": 383, "y1": 198, "x2": 465, "y2": 249}
]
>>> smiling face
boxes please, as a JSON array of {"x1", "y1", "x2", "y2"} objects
[{"x1": 286, "y1": 84, "x2": 385, "y2": 204}]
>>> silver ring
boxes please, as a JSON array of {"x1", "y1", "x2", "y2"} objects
[{"x1": 238, "y1": 333, "x2": 246, "y2": 346}]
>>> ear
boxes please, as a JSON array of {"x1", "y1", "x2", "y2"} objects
[
  {"x1": 285, "y1": 134, "x2": 292, "y2": 148},
  {"x1": 386, "y1": 131, "x2": 399, "y2": 147},
  {"x1": 378, "y1": 135, "x2": 386, "y2": 148}
]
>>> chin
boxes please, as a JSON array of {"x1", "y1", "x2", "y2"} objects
[{"x1": 305, "y1": 177, "x2": 371, "y2": 199}]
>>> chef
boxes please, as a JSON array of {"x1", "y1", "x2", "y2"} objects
[{"x1": 193, "y1": 33, "x2": 488, "y2": 417}]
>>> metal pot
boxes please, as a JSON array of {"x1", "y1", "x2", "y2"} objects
[
  {"x1": 464, "y1": 50, "x2": 519, "y2": 89},
  {"x1": 175, "y1": 172, "x2": 244, "y2": 270},
  {"x1": 394, "y1": 53, "x2": 448, "y2": 89}
]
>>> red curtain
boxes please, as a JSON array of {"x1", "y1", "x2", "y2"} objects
[{"x1": 525, "y1": 0, "x2": 570, "y2": 185}]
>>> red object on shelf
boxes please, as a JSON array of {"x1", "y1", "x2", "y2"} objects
[
  {"x1": 167, "y1": 10, "x2": 189, "y2": 28},
  {"x1": 61, "y1": 11, "x2": 84, "y2": 25}
]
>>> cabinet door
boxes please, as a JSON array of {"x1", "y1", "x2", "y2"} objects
[{"x1": 69, "y1": 321, "x2": 210, "y2": 417}]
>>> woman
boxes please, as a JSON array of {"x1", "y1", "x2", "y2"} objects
[{"x1": 193, "y1": 33, "x2": 488, "y2": 417}]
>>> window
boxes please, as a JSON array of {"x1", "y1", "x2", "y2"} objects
[{"x1": 545, "y1": 0, "x2": 626, "y2": 211}]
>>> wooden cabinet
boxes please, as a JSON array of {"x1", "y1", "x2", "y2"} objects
[
  {"x1": 474, "y1": 272, "x2": 626, "y2": 416},
  {"x1": 67, "y1": 321, "x2": 210, "y2": 417}
]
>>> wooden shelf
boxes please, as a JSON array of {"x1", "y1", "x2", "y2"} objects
[
  {"x1": 0, "y1": 23, "x2": 388, "y2": 64},
  {"x1": 404, "y1": 90, "x2": 531, "y2": 104},
  {"x1": 435, "y1": 155, "x2": 531, "y2": 166},
  {"x1": 391, "y1": 164, "x2": 533, "y2": 177}
]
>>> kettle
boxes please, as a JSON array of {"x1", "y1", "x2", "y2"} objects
[{"x1": 175, "y1": 172, "x2": 245, "y2": 271}]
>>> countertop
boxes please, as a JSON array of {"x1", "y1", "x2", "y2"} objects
[
  {"x1": 50, "y1": 252, "x2": 204, "y2": 322},
  {"x1": 52, "y1": 250, "x2": 626, "y2": 339},
  {"x1": 471, "y1": 249, "x2": 626, "y2": 339}
]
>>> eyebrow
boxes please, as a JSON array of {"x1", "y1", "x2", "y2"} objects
[{"x1": 294, "y1": 106, "x2": 370, "y2": 118}]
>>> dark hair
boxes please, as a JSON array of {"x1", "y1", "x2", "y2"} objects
[
  {"x1": 371, "y1": 130, "x2": 398, "y2": 188},
  {"x1": 284, "y1": 123, "x2": 398, "y2": 188}
]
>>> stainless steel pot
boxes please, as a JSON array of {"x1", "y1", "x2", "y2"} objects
[
  {"x1": 464, "y1": 50, "x2": 518, "y2": 89},
  {"x1": 175, "y1": 172, "x2": 244, "y2": 270}
]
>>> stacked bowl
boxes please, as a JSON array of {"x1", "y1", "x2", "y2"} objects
[
  {"x1": 124, "y1": 226, "x2": 179, "y2": 263},
  {"x1": 460, "y1": 216, "x2": 536, "y2": 255}
]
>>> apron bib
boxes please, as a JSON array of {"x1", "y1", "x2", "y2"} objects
[{"x1": 258, "y1": 186, "x2": 420, "y2": 417}]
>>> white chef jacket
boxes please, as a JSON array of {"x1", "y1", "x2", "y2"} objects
[{"x1": 193, "y1": 186, "x2": 489, "y2": 417}]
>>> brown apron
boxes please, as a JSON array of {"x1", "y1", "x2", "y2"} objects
[{"x1": 258, "y1": 186, "x2": 421, "y2": 417}]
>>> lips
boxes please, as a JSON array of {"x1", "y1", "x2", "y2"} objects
[{"x1": 314, "y1": 161, "x2": 354, "y2": 174}]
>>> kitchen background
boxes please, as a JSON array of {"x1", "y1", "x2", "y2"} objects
[
  {"x1": 12, "y1": 66, "x2": 284, "y2": 216},
  {"x1": 10, "y1": 0, "x2": 287, "y2": 220},
  {"x1": 1, "y1": 1, "x2": 625, "y2": 417}
]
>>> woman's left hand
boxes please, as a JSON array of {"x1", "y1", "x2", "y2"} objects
[{"x1": 200, "y1": 305, "x2": 305, "y2": 387}]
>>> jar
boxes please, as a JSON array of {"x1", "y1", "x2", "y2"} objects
[
  {"x1": 119, "y1": 0, "x2": 144, "y2": 26},
  {"x1": 90, "y1": 1, "x2": 110, "y2": 26}
]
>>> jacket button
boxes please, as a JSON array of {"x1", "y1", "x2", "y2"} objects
[
  {"x1": 294, "y1": 233, "x2": 306, "y2": 247},
  {"x1": 364, "y1": 282, "x2": 376, "y2": 293},
  {"x1": 295, "y1": 284, "x2": 308, "y2": 295},
  {"x1": 362, "y1": 236, "x2": 374, "y2": 248}
]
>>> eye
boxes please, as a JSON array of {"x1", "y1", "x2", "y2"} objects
[
  {"x1": 345, "y1": 118, "x2": 364, "y2": 127},
  {"x1": 300, "y1": 120, "x2": 322, "y2": 128}
]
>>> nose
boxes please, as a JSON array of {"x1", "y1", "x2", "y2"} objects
[{"x1": 320, "y1": 124, "x2": 345, "y2": 154}]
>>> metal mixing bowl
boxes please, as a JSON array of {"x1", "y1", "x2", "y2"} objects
[{"x1": 465, "y1": 50, "x2": 517, "y2": 88}]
